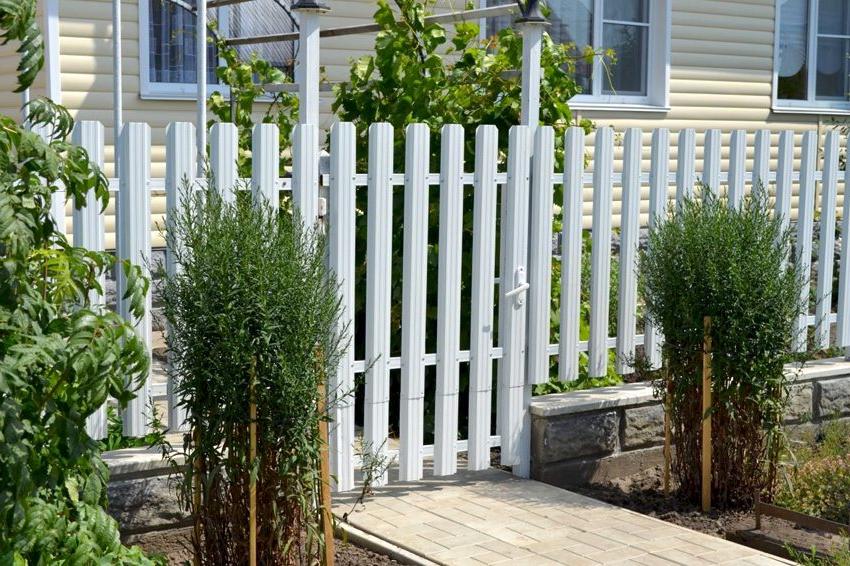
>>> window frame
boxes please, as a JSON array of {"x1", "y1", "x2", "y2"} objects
[
  {"x1": 139, "y1": 1, "x2": 231, "y2": 100},
  {"x1": 772, "y1": 0, "x2": 850, "y2": 114}
]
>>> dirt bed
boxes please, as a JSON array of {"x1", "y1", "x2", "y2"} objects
[
  {"x1": 575, "y1": 465, "x2": 845, "y2": 560},
  {"x1": 127, "y1": 527, "x2": 399, "y2": 565}
]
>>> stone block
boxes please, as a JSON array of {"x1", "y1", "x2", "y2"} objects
[
  {"x1": 785, "y1": 382, "x2": 814, "y2": 422},
  {"x1": 818, "y1": 377, "x2": 850, "y2": 418},
  {"x1": 532, "y1": 410, "x2": 618, "y2": 464},
  {"x1": 623, "y1": 403, "x2": 665, "y2": 449},
  {"x1": 107, "y1": 474, "x2": 189, "y2": 534}
]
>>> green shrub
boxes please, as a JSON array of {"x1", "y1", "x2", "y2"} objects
[
  {"x1": 640, "y1": 189, "x2": 803, "y2": 507},
  {"x1": 776, "y1": 454, "x2": 850, "y2": 523},
  {"x1": 161, "y1": 190, "x2": 345, "y2": 563}
]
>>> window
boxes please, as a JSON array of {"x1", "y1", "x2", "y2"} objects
[
  {"x1": 485, "y1": 0, "x2": 670, "y2": 110},
  {"x1": 775, "y1": 0, "x2": 850, "y2": 112}
]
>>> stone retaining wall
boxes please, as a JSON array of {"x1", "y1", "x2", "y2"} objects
[{"x1": 530, "y1": 358, "x2": 850, "y2": 489}]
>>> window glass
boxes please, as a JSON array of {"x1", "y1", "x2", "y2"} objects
[
  {"x1": 777, "y1": 0, "x2": 809, "y2": 100},
  {"x1": 816, "y1": 37, "x2": 850, "y2": 99},
  {"x1": 818, "y1": 0, "x2": 850, "y2": 35},
  {"x1": 602, "y1": 23, "x2": 647, "y2": 95},
  {"x1": 547, "y1": 0, "x2": 595, "y2": 93},
  {"x1": 149, "y1": 0, "x2": 218, "y2": 84},
  {"x1": 603, "y1": 0, "x2": 649, "y2": 23}
]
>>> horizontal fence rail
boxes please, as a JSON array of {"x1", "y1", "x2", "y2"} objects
[{"x1": 66, "y1": 122, "x2": 850, "y2": 492}]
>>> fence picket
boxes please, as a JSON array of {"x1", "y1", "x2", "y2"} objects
[
  {"x1": 644, "y1": 129, "x2": 669, "y2": 370},
  {"x1": 527, "y1": 126, "x2": 555, "y2": 386},
  {"x1": 588, "y1": 127, "x2": 614, "y2": 378},
  {"x1": 35, "y1": 124, "x2": 67, "y2": 235},
  {"x1": 364, "y1": 123, "x2": 393, "y2": 486},
  {"x1": 676, "y1": 128, "x2": 696, "y2": 205},
  {"x1": 497, "y1": 126, "x2": 532, "y2": 472},
  {"x1": 117, "y1": 123, "x2": 152, "y2": 437},
  {"x1": 702, "y1": 129, "x2": 721, "y2": 195},
  {"x1": 775, "y1": 131, "x2": 794, "y2": 239},
  {"x1": 292, "y1": 123, "x2": 319, "y2": 224},
  {"x1": 728, "y1": 129, "x2": 746, "y2": 208},
  {"x1": 559, "y1": 127, "x2": 585, "y2": 382},
  {"x1": 468, "y1": 125, "x2": 499, "y2": 471},
  {"x1": 73, "y1": 121, "x2": 107, "y2": 439},
  {"x1": 837, "y1": 133, "x2": 850, "y2": 349},
  {"x1": 793, "y1": 132, "x2": 817, "y2": 353},
  {"x1": 328, "y1": 122, "x2": 356, "y2": 492},
  {"x1": 399, "y1": 124, "x2": 429, "y2": 482},
  {"x1": 815, "y1": 131, "x2": 839, "y2": 349},
  {"x1": 210, "y1": 122, "x2": 238, "y2": 202},
  {"x1": 435, "y1": 124, "x2": 465, "y2": 476},
  {"x1": 752, "y1": 130, "x2": 770, "y2": 191},
  {"x1": 252, "y1": 124, "x2": 279, "y2": 210},
  {"x1": 165, "y1": 122, "x2": 196, "y2": 432},
  {"x1": 616, "y1": 128, "x2": 642, "y2": 374}
]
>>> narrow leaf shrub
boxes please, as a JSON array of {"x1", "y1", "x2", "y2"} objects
[
  {"x1": 640, "y1": 190, "x2": 803, "y2": 507},
  {"x1": 162, "y1": 191, "x2": 346, "y2": 564}
]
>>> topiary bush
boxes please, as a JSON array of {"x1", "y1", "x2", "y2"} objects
[
  {"x1": 640, "y1": 189, "x2": 804, "y2": 507},
  {"x1": 161, "y1": 190, "x2": 346, "y2": 563}
]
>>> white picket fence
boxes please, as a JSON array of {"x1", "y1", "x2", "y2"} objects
[{"x1": 70, "y1": 120, "x2": 850, "y2": 492}]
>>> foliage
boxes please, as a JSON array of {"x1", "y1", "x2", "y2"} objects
[
  {"x1": 99, "y1": 402, "x2": 168, "y2": 452},
  {"x1": 776, "y1": 454, "x2": 850, "y2": 523},
  {"x1": 788, "y1": 540, "x2": 850, "y2": 566},
  {"x1": 640, "y1": 189, "x2": 804, "y2": 507},
  {"x1": 208, "y1": 34, "x2": 298, "y2": 177},
  {"x1": 161, "y1": 189, "x2": 346, "y2": 564},
  {"x1": 0, "y1": 89, "x2": 157, "y2": 566},
  {"x1": 0, "y1": 0, "x2": 43, "y2": 92}
]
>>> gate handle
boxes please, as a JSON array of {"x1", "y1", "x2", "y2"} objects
[
  {"x1": 505, "y1": 266, "x2": 529, "y2": 305},
  {"x1": 505, "y1": 283, "x2": 530, "y2": 298}
]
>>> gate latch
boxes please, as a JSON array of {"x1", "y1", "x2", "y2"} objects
[{"x1": 504, "y1": 266, "x2": 530, "y2": 306}]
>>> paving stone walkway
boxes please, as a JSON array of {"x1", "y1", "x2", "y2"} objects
[{"x1": 333, "y1": 468, "x2": 794, "y2": 565}]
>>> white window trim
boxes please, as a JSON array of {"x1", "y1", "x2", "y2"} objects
[
  {"x1": 139, "y1": 1, "x2": 231, "y2": 100},
  {"x1": 568, "y1": 0, "x2": 671, "y2": 111},
  {"x1": 772, "y1": 0, "x2": 850, "y2": 114}
]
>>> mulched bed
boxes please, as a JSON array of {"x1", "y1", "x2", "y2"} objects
[
  {"x1": 575, "y1": 464, "x2": 846, "y2": 561},
  {"x1": 126, "y1": 527, "x2": 399, "y2": 565}
]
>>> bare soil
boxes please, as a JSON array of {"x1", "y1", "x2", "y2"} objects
[
  {"x1": 126, "y1": 527, "x2": 399, "y2": 565},
  {"x1": 575, "y1": 465, "x2": 846, "y2": 560}
]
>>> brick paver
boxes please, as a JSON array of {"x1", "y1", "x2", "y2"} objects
[{"x1": 333, "y1": 468, "x2": 793, "y2": 565}]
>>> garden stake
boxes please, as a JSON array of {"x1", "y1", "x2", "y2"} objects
[
  {"x1": 702, "y1": 316, "x2": 713, "y2": 512},
  {"x1": 317, "y1": 350, "x2": 335, "y2": 566},
  {"x1": 192, "y1": 427, "x2": 202, "y2": 566},
  {"x1": 249, "y1": 357, "x2": 257, "y2": 566},
  {"x1": 663, "y1": 363, "x2": 671, "y2": 495}
]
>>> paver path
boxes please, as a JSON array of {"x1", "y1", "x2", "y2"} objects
[{"x1": 333, "y1": 468, "x2": 793, "y2": 565}]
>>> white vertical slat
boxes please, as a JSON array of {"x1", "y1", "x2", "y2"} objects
[
  {"x1": 292, "y1": 123, "x2": 319, "y2": 225},
  {"x1": 497, "y1": 126, "x2": 532, "y2": 471},
  {"x1": 117, "y1": 123, "x2": 152, "y2": 437},
  {"x1": 165, "y1": 122, "x2": 196, "y2": 433},
  {"x1": 775, "y1": 131, "x2": 794, "y2": 238},
  {"x1": 527, "y1": 126, "x2": 555, "y2": 386},
  {"x1": 252, "y1": 123, "x2": 279, "y2": 210},
  {"x1": 793, "y1": 132, "x2": 817, "y2": 353},
  {"x1": 559, "y1": 127, "x2": 585, "y2": 382},
  {"x1": 702, "y1": 129, "x2": 721, "y2": 196},
  {"x1": 815, "y1": 131, "x2": 839, "y2": 349},
  {"x1": 328, "y1": 122, "x2": 356, "y2": 492},
  {"x1": 468, "y1": 125, "x2": 499, "y2": 471},
  {"x1": 727, "y1": 129, "x2": 746, "y2": 208},
  {"x1": 616, "y1": 128, "x2": 642, "y2": 374},
  {"x1": 752, "y1": 130, "x2": 771, "y2": 192},
  {"x1": 35, "y1": 124, "x2": 67, "y2": 236},
  {"x1": 73, "y1": 121, "x2": 107, "y2": 439},
  {"x1": 399, "y1": 124, "x2": 429, "y2": 482},
  {"x1": 644, "y1": 129, "x2": 669, "y2": 370},
  {"x1": 675, "y1": 128, "x2": 696, "y2": 205},
  {"x1": 588, "y1": 127, "x2": 614, "y2": 378},
  {"x1": 364, "y1": 123, "x2": 393, "y2": 486},
  {"x1": 434, "y1": 124, "x2": 465, "y2": 476},
  {"x1": 209, "y1": 123, "x2": 238, "y2": 202},
  {"x1": 836, "y1": 133, "x2": 850, "y2": 349}
]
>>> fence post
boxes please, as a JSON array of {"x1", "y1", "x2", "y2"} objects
[
  {"x1": 210, "y1": 123, "x2": 238, "y2": 202},
  {"x1": 251, "y1": 124, "x2": 280, "y2": 211},
  {"x1": 196, "y1": 0, "x2": 206, "y2": 175},
  {"x1": 498, "y1": 125, "x2": 532, "y2": 475},
  {"x1": 517, "y1": 6, "x2": 546, "y2": 129},
  {"x1": 292, "y1": 123, "x2": 319, "y2": 225},
  {"x1": 32, "y1": 124, "x2": 67, "y2": 236},
  {"x1": 117, "y1": 122, "x2": 152, "y2": 437},
  {"x1": 293, "y1": 1, "x2": 329, "y2": 127},
  {"x1": 165, "y1": 122, "x2": 196, "y2": 432},
  {"x1": 72, "y1": 121, "x2": 107, "y2": 439},
  {"x1": 399, "y1": 124, "x2": 429, "y2": 482}
]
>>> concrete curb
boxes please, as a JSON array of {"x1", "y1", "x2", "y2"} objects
[{"x1": 335, "y1": 519, "x2": 441, "y2": 566}]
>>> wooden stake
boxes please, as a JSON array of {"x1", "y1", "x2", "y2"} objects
[
  {"x1": 663, "y1": 364, "x2": 672, "y2": 495},
  {"x1": 702, "y1": 316, "x2": 713, "y2": 513},
  {"x1": 192, "y1": 427, "x2": 202, "y2": 566},
  {"x1": 249, "y1": 358, "x2": 257, "y2": 566},
  {"x1": 317, "y1": 353, "x2": 335, "y2": 566}
]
